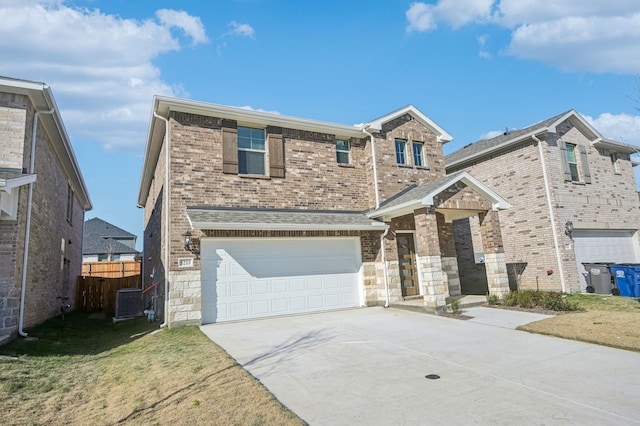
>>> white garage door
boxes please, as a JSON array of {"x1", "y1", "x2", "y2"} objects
[
  {"x1": 200, "y1": 238, "x2": 362, "y2": 323},
  {"x1": 574, "y1": 230, "x2": 639, "y2": 289}
]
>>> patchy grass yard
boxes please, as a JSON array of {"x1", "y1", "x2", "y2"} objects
[
  {"x1": 0, "y1": 313, "x2": 305, "y2": 426},
  {"x1": 517, "y1": 294, "x2": 640, "y2": 352}
]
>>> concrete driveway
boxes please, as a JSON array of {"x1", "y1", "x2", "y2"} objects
[{"x1": 200, "y1": 307, "x2": 640, "y2": 425}]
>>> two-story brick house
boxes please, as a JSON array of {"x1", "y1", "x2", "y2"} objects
[
  {"x1": 0, "y1": 76, "x2": 92, "y2": 343},
  {"x1": 446, "y1": 110, "x2": 640, "y2": 294},
  {"x1": 138, "y1": 97, "x2": 511, "y2": 326}
]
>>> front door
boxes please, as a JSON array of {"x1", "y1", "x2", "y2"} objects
[{"x1": 397, "y1": 234, "x2": 418, "y2": 297}]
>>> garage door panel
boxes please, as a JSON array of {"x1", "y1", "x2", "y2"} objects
[
  {"x1": 271, "y1": 299, "x2": 288, "y2": 312},
  {"x1": 201, "y1": 238, "x2": 362, "y2": 323}
]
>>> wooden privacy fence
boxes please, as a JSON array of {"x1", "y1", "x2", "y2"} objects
[
  {"x1": 75, "y1": 275, "x2": 142, "y2": 316},
  {"x1": 82, "y1": 260, "x2": 141, "y2": 278}
]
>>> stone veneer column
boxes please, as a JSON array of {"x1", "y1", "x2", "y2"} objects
[
  {"x1": 479, "y1": 210, "x2": 510, "y2": 298},
  {"x1": 484, "y1": 253, "x2": 510, "y2": 297},
  {"x1": 414, "y1": 208, "x2": 448, "y2": 310},
  {"x1": 437, "y1": 214, "x2": 461, "y2": 296},
  {"x1": 167, "y1": 270, "x2": 202, "y2": 327}
]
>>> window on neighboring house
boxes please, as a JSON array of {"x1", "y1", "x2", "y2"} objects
[
  {"x1": 395, "y1": 139, "x2": 407, "y2": 165},
  {"x1": 565, "y1": 143, "x2": 580, "y2": 181},
  {"x1": 66, "y1": 184, "x2": 74, "y2": 224},
  {"x1": 336, "y1": 139, "x2": 350, "y2": 164},
  {"x1": 98, "y1": 254, "x2": 108, "y2": 262},
  {"x1": 611, "y1": 152, "x2": 620, "y2": 173},
  {"x1": 237, "y1": 126, "x2": 266, "y2": 175},
  {"x1": 560, "y1": 141, "x2": 592, "y2": 183},
  {"x1": 412, "y1": 142, "x2": 425, "y2": 167}
]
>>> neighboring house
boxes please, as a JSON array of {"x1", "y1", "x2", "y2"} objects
[
  {"x1": 82, "y1": 217, "x2": 140, "y2": 277},
  {"x1": 138, "y1": 96, "x2": 511, "y2": 327},
  {"x1": 0, "y1": 76, "x2": 91, "y2": 342},
  {"x1": 446, "y1": 110, "x2": 640, "y2": 293}
]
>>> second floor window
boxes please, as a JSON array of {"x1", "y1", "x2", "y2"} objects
[
  {"x1": 238, "y1": 126, "x2": 266, "y2": 175},
  {"x1": 412, "y1": 142, "x2": 425, "y2": 167},
  {"x1": 565, "y1": 143, "x2": 580, "y2": 181},
  {"x1": 336, "y1": 139, "x2": 350, "y2": 164},
  {"x1": 395, "y1": 139, "x2": 407, "y2": 165},
  {"x1": 610, "y1": 152, "x2": 620, "y2": 173}
]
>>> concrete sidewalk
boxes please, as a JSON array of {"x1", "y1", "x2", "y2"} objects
[{"x1": 201, "y1": 307, "x2": 640, "y2": 425}]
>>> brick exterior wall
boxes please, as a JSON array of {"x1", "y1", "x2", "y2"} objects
[
  {"x1": 142, "y1": 107, "x2": 510, "y2": 325},
  {"x1": 447, "y1": 120, "x2": 640, "y2": 292},
  {"x1": 374, "y1": 114, "x2": 445, "y2": 202},
  {"x1": 0, "y1": 95, "x2": 85, "y2": 340}
]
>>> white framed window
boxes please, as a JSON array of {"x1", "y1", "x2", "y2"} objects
[
  {"x1": 395, "y1": 139, "x2": 407, "y2": 165},
  {"x1": 238, "y1": 126, "x2": 266, "y2": 175},
  {"x1": 412, "y1": 142, "x2": 425, "y2": 167},
  {"x1": 336, "y1": 139, "x2": 350, "y2": 164}
]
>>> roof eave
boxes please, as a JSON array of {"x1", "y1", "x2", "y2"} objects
[{"x1": 190, "y1": 222, "x2": 388, "y2": 231}]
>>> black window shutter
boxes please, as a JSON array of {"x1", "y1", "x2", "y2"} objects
[
  {"x1": 579, "y1": 144, "x2": 592, "y2": 184},
  {"x1": 558, "y1": 141, "x2": 572, "y2": 181}
]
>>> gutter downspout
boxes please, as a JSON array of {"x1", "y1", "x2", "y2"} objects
[
  {"x1": 154, "y1": 111, "x2": 170, "y2": 328},
  {"x1": 533, "y1": 134, "x2": 567, "y2": 293},
  {"x1": 380, "y1": 225, "x2": 391, "y2": 307},
  {"x1": 19, "y1": 108, "x2": 55, "y2": 337},
  {"x1": 362, "y1": 126, "x2": 381, "y2": 209}
]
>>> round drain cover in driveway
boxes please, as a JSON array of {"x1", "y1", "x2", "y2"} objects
[{"x1": 425, "y1": 374, "x2": 440, "y2": 380}]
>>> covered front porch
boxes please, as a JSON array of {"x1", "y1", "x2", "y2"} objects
[{"x1": 368, "y1": 171, "x2": 511, "y2": 312}]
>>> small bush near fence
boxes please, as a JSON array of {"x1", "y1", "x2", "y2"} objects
[{"x1": 75, "y1": 275, "x2": 142, "y2": 316}]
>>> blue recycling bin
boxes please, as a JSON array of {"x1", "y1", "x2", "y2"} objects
[{"x1": 608, "y1": 265, "x2": 640, "y2": 297}]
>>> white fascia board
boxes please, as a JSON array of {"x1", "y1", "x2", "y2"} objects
[
  {"x1": 364, "y1": 105, "x2": 454, "y2": 143},
  {"x1": 155, "y1": 96, "x2": 365, "y2": 139},
  {"x1": 549, "y1": 110, "x2": 601, "y2": 141},
  {"x1": 367, "y1": 200, "x2": 422, "y2": 220},
  {"x1": 594, "y1": 138, "x2": 640, "y2": 154},
  {"x1": 0, "y1": 174, "x2": 37, "y2": 191},
  {"x1": 191, "y1": 221, "x2": 388, "y2": 231}
]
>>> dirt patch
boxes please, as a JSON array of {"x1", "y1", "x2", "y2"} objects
[{"x1": 518, "y1": 311, "x2": 640, "y2": 352}]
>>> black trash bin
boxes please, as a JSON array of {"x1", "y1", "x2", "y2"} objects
[{"x1": 583, "y1": 264, "x2": 613, "y2": 294}]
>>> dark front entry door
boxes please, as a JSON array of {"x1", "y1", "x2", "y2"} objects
[{"x1": 397, "y1": 234, "x2": 418, "y2": 297}]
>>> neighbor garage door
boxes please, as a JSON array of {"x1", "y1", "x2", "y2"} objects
[
  {"x1": 573, "y1": 230, "x2": 639, "y2": 289},
  {"x1": 200, "y1": 238, "x2": 362, "y2": 323}
]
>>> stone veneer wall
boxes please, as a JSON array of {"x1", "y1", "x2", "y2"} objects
[{"x1": 484, "y1": 252, "x2": 510, "y2": 297}]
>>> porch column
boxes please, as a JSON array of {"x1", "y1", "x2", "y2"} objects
[
  {"x1": 437, "y1": 214, "x2": 461, "y2": 296},
  {"x1": 414, "y1": 207, "x2": 448, "y2": 310},
  {"x1": 479, "y1": 210, "x2": 510, "y2": 298}
]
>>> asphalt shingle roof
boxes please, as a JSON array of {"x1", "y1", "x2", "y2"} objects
[
  {"x1": 83, "y1": 218, "x2": 139, "y2": 255},
  {"x1": 187, "y1": 207, "x2": 387, "y2": 230},
  {"x1": 445, "y1": 110, "x2": 572, "y2": 166},
  {"x1": 375, "y1": 172, "x2": 467, "y2": 211}
]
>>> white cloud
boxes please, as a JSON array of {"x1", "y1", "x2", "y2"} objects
[
  {"x1": 156, "y1": 9, "x2": 208, "y2": 45},
  {"x1": 0, "y1": 1, "x2": 207, "y2": 152},
  {"x1": 216, "y1": 21, "x2": 255, "y2": 55},
  {"x1": 479, "y1": 129, "x2": 504, "y2": 140},
  {"x1": 406, "y1": 1, "x2": 640, "y2": 75},
  {"x1": 227, "y1": 21, "x2": 255, "y2": 39},
  {"x1": 583, "y1": 112, "x2": 640, "y2": 146},
  {"x1": 406, "y1": 0, "x2": 493, "y2": 32}
]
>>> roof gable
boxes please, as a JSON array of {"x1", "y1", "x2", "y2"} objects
[
  {"x1": 84, "y1": 217, "x2": 136, "y2": 239},
  {"x1": 369, "y1": 171, "x2": 510, "y2": 220},
  {"x1": 445, "y1": 109, "x2": 602, "y2": 168},
  {"x1": 364, "y1": 105, "x2": 453, "y2": 143}
]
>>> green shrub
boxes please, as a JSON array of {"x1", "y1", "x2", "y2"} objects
[
  {"x1": 448, "y1": 298, "x2": 461, "y2": 314},
  {"x1": 500, "y1": 290, "x2": 579, "y2": 311},
  {"x1": 486, "y1": 293, "x2": 500, "y2": 305}
]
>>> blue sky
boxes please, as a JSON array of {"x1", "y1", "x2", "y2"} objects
[{"x1": 2, "y1": 0, "x2": 640, "y2": 250}]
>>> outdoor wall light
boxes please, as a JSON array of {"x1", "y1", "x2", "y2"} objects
[
  {"x1": 565, "y1": 221, "x2": 574, "y2": 240},
  {"x1": 182, "y1": 230, "x2": 192, "y2": 251}
]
